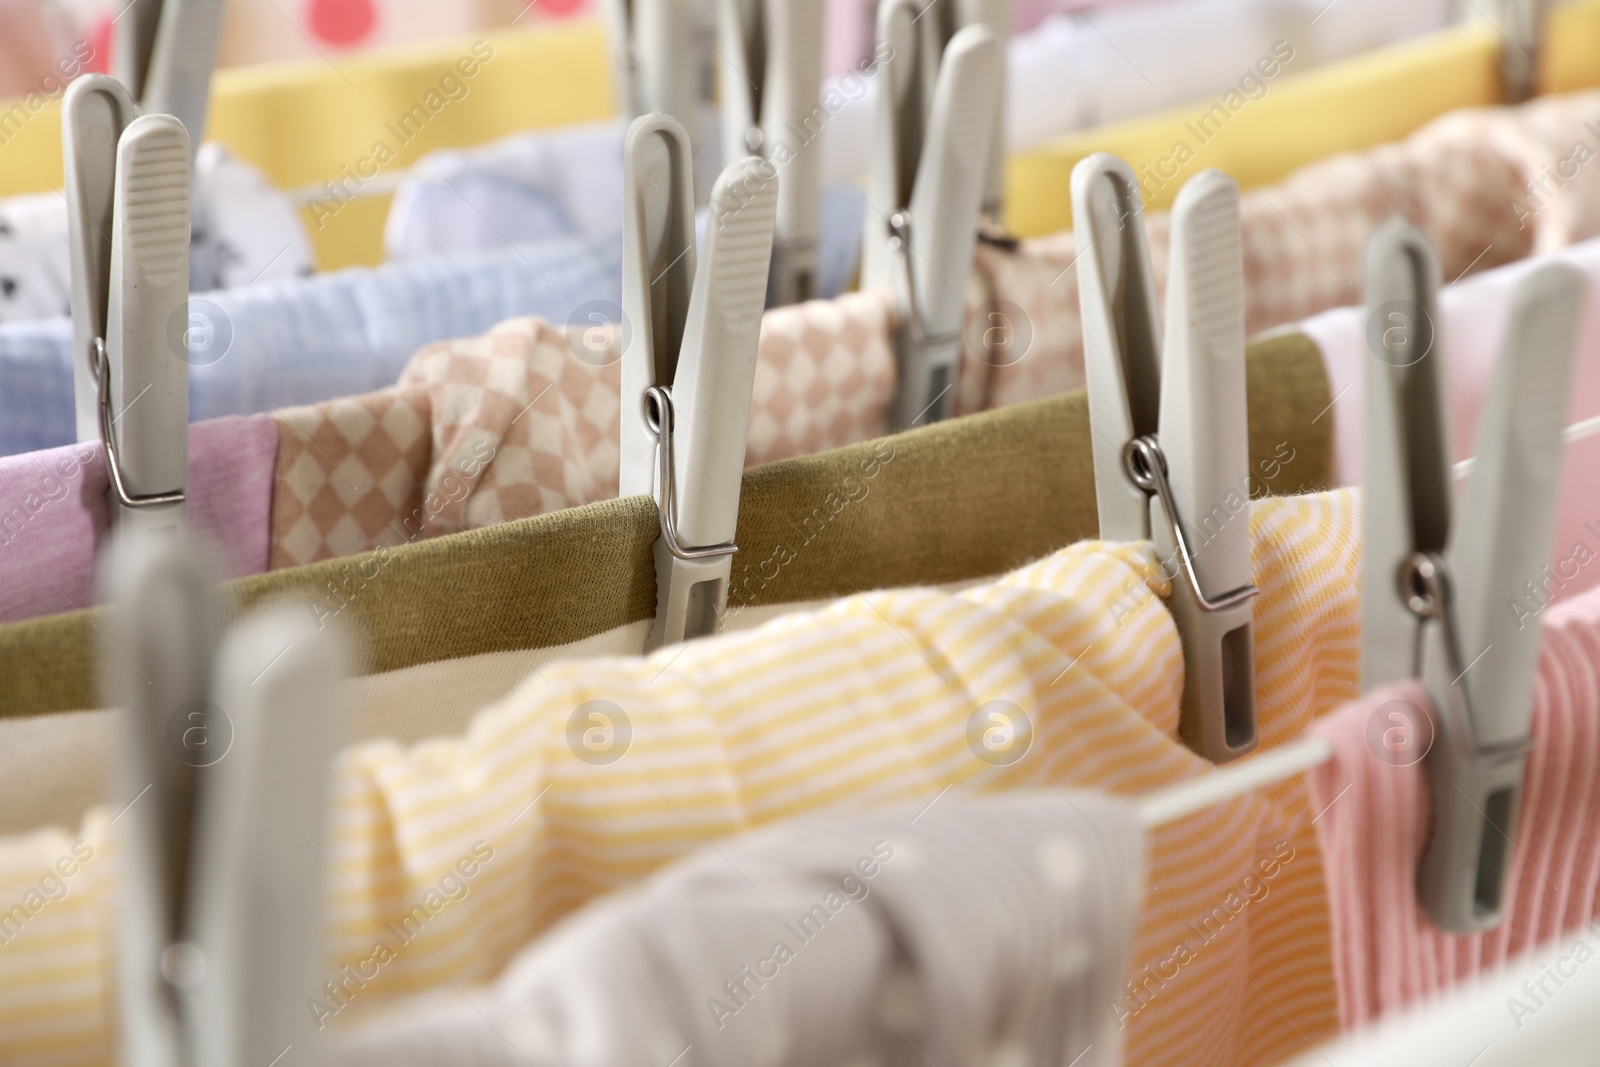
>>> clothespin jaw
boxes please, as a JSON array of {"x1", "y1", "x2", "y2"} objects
[
  {"x1": 865, "y1": 14, "x2": 1003, "y2": 430},
  {"x1": 1071, "y1": 152, "x2": 1163, "y2": 542},
  {"x1": 620, "y1": 115, "x2": 779, "y2": 650},
  {"x1": 187, "y1": 604, "x2": 349, "y2": 1067},
  {"x1": 1362, "y1": 220, "x2": 1585, "y2": 932},
  {"x1": 718, "y1": 0, "x2": 824, "y2": 306},
  {"x1": 1150, "y1": 170, "x2": 1258, "y2": 761},
  {"x1": 99, "y1": 532, "x2": 221, "y2": 1067}
]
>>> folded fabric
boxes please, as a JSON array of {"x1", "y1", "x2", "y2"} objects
[
  {"x1": 383, "y1": 120, "x2": 868, "y2": 300},
  {"x1": 0, "y1": 487, "x2": 1361, "y2": 1067},
  {"x1": 261, "y1": 307, "x2": 1325, "y2": 578},
  {"x1": 0, "y1": 235, "x2": 624, "y2": 457},
  {"x1": 965, "y1": 90, "x2": 1600, "y2": 414},
  {"x1": 338, "y1": 792, "x2": 1142, "y2": 1067},
  {"x1": 1309, "y1": 585, "x2": 1600, "y2": 1028},
  {"x1": 0, "y1": 145, "x2": 313, "y2": 327},
  {"x1": 0, "y1": 415, "x2": 277, "y2": 625},
  {"x1": 1301, "y1": 236, "x2": 1600, "y2": 605},
  {"x1": 0, "y1": 335, "x2": 1333, "y2": 722}
]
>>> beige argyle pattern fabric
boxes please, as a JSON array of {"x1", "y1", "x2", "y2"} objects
[
  {"x1": 977, "y1": 89, "x2": 1600, "y2": 411},
  {"x1": 268, "y1": 388, "x2": 432, "y2": 569}
]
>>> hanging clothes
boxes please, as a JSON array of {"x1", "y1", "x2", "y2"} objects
[
  {"x1": 0, "y1": 415, "x2": 277, "y2": 624},
  {"x1": 265, "y1": 290, "x2": 897, "y2": 568},
  {"x1": 0, "y1": 333, "x2": 1332, "y2": 730},
  {"x1": 336, "y1": 792, "x2": 1143, "y2": 1067},
  {"x1": 966, "y1": 90, "x2": 1600, "y2": 415},
  {"x1": 1309, "y1": 584, "x2": 1600, "y2": 1027},
  {"x1": 0, "y1": 235, "x2": 623, "y2": 457},
  {"x1": 0, "y1": 486, "x2": 1361, "y2": 1067}
]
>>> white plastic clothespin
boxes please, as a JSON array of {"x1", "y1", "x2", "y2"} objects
[
  {"x1": 1073, "y1": 154, "x2": 1259, "y2": 764},
  {"x1": 619, "y1": 115, "x2": 778, "y2": 650},
  {"x1": 1489, "y1": 0, "x2": 1550, "y2": 103},
  {"x1": 861, "y1": 2, "x2": 1002, "y2": 430},
  {"x1": 63, "y1": 74, "x2": 191, "y2": 542},
  {"x1": 716, "y1": 0, "x2": 824, "y2": 306},
  {"x1": 957, "y1": 0, "x2": 1010, "y2": 221},
  {"x1": 1361, "y1": 220, "x2": 1583, "y2": 932},
  {"x1": 603, "y1": 0, "x2": 718, "y2": 202},
  {"x1": 102, "y1": 533, "x2": 347, "y2": 1067},
  {"x1": 113, "y1": 0, "x2": 226, "y2": 287}
]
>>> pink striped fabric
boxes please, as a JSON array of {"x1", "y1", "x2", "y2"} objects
[{"x1": 1308, "y1": 587, "x2": 1600, "y2": 1027}]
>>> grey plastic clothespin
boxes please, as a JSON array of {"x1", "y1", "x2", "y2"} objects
[
  {"x1": 1361, "y1": 219, "x2": 1584, "y2": 933},
  {"x1": 861, "y1": 2, "x2": 1002, "y2": 430},
  {"x1": 1488, "y1": 0, "x2": 1550, "y2": 103},
  {"x1": 1073, "y1": 154, "x2": 1260, "y2": 764},
  {"x1": 102, "y1": 533, "x2": 348, "y2": 1067},
  {"x1": 618, "y1": 114, "x2": 778, "y2": 650},
  {"x1": 63, "y1": 75, "x2": 190, "y2": 542},
  {"x1": 716, "y1": 0, "x2": 825, "y2": 306}
]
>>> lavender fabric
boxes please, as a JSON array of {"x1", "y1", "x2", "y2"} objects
[{"x1": 0, "y1": 415, "x2": 278, "y2": 624}]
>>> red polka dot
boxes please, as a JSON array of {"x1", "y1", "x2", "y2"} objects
[
  {"x1": 306, "y1": 0, "x2": 378, "y2": 46},
  {"x1": 540, "y1": 0, "x2": 590, "y2": 18},
  {"x1": 84, "y1": 17, "x2": 114, "y2": 74}
]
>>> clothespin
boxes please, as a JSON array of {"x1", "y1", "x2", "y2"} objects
[
  {"x1": 1361, "y1": 220, "x2": 1583, "y2": 932},
  {"x1": 618, "y1": 114, "x2": 778, "y2": 650},
  {"x1": 101, "y1": 533, "x2": 347, "y2": 1067},
  {"x1": 1073, "y1": 154, "x2": 1260, "y2": 764},
  {"x1": 1490, "y1": 0, "x2": 1549, "y2": 103},
  {"x1": 114, "y1": 0, "x2": 225, "y2": 171},
  {"x1": 861, "y1": 2, "x2": 1002, "y2": 430},
  {"x1": 63, "y1": 75, "x2": 190, "y2": 541},
  {"x1": 716, "y1": 0, "x2": 825, "y2": 306},
  {"x1": 602, "y1": 0, "x2": 716, "y2": 202},
  {"x1": 957, "y1": 0, "x2": 1011, "y2": 222}
]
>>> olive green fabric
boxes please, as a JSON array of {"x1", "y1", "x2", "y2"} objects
[{"x1": 0, "y1": 332, "x2": 1331, "y2": 718}]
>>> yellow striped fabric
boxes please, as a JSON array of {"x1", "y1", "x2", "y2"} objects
[{"x1": 0, "y1": 489, "x2": 1361, "y2": 1067}]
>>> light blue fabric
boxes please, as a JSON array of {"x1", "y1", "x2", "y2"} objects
[{"x1": 0, "y1": 236, "x2": 622, "y2": 457}]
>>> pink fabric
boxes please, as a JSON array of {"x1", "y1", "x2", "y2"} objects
[
  {"x1": 0, "y1": 415, "x2": 278, "y2": 623},
  {"x1": 1309, "y1": 588, "x2": 1600, "y2": 1028},
  {"x1": 1303, "y1": 237, "x2": 1600, "y2": 606}
]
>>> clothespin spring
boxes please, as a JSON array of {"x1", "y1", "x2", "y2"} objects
[
  {"x1": 1124, "y1": 436, "x2": 1259, "y2": 613},
  {"x1": 91, "y1": 337, "x2": 186, "y2": 511},
  {"x1": 642, "y1": 386, "x2": 739, "y2": 562}
]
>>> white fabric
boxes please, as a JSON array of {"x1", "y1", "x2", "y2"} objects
[
  {"x1": 337, "y1": 791, "x2": 1143, "y2": 1067},
  {"x1": 819, "y1": 0, "x2": 1452, "y2": 191},
  {"x1": 0, "y1": 145, "x2": 313, "y2": 326}
]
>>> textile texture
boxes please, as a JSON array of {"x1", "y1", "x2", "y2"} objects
[
  {"x1": 0, "y1": 488, "x2": 1362, "y2": 1067},
  {"x1": 0, "y1": 333, "x2": 1332, "y2": 719},
  {"x1": 1310, "y1": 587, "x2": 1600, "y2": 1027},
  {"x1": 0, "y1": 415, "x2": 277, "y2": 624}
]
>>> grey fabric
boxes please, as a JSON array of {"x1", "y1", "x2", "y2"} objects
[{"x1": 338, "y1": 792, "x2": 1143, "y2": 1067}]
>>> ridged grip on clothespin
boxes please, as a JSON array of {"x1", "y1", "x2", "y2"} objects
[
  {"x1": 1156, "y1": 170, "x2": 1258, "y2": 762},
  {"x1": 645, "y1": 154, "x2": 778, "y2": 650},
  {"x1": 108, "y1": 113, "x2": 191, "y2": 537},
  {"x1": 138, "y1": 0, "x2": 225, "y2": 170},
  {"x1": 1416, "y1": 260, "x2": 1583, "y2": 933},
  {"x1": 99, "y1": 533, "x2": 221, "y2": 1067},
  {"x1": 187, "y1": 604, "x2": 349, "y2": 1067},
  {"x1": 1072, "y1": 152, "x2": 1163, "y2": 543}
]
